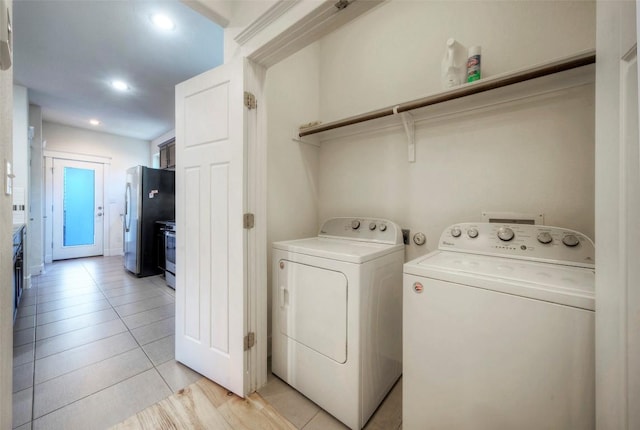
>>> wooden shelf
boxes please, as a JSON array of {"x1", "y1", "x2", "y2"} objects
[{"x1": 298, "y1": 50, "x2": 596, "y2": 141}]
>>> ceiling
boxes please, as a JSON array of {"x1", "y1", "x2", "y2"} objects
[{"x1": 13, "y1": 0, "x2": 225, "y2": 141}]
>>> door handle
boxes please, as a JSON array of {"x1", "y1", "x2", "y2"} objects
[
  {"x1": 279, "y1": 286, "x2": 288, "y2": 307},
  {"x1": 97, "y1": 213, "x2": 103, "y2": 216}
]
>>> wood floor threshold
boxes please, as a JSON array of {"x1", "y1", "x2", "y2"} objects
[{"x1": 110, "y1": 378, "x2": 297, "y2": 430}]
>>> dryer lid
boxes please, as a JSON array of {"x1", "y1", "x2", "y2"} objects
[{"x1": 273, "y1": 237, "x2": 404, "y2": 264}]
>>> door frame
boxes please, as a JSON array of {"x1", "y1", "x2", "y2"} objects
[
  {"x1": 180, "y1": 0, "x2": 382, "y2": 395},
  {"x1": 51, "y1": 157, "x2": 105, "y2": 260},
  {"x1": 594, "y1": 0, "x2": 639, "y2": 427},
  {"x1": 44, "y1": 150, "x2": 111, "y2": 263}
]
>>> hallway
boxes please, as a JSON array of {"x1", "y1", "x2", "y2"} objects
[
  {"x1": 12, "y1": 256, "x2": 402, "y2": 430},
  {"x1": 12, "y1": 256, "x2": 202, "y2": 429}
]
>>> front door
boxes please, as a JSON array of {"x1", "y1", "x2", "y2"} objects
[
  {"x1": 52, "y1": 158, "x2": 104, "y2": 260},
  {"x1": 175, "y1": 58, "x2": 256, "y2": 397}
]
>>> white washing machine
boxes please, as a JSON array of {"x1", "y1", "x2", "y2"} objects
[
  {"x1": 403, "y1": 222, "x2": 595, "y2": 430},
  {"x1": 272, "y1": 217, "x2": 404, "y2": 429}
]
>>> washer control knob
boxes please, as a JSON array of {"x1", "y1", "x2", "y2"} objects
[
  {"x1": 451, "y1": 227, "x2": 462, "y2": 238},
  {"x1": 497, "y1": 226, "x2": 515, "y2": 242},
  {"x1": 369, "y1": 222, "x2": 377, "y2": 231},
  {"x1": 467, "y1": 228, "x2": 479, "y2": 239},
  {"x1": 562, "y1": 234, "x2": 580, "y2": 247},
  {"x1": 379, "y1": 223, "x2": 387, "y2": 232},
  {"x1": 351, "y1": 220, "x2": 360, "y2": 230},
  {"x1": 537, "y1": 232, "x2": 553, "y2": 244}
]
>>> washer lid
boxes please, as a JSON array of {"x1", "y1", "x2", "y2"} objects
[
  {"x1": 273, "y1": 237, "x2": 404, "y2": 264},
  {"x1": 404, "y1": 250, "x2": 595, "y2": 310}
]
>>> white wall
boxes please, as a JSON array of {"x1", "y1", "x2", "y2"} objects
[
  {"x1": 265, "y1": 42, "x2": 321, "y2": 349},
  {"x1": 319, "y1": 0, "x2": 596, "y2": 122},
  {"x1": 28, "y1": 104, "x2": 44, "y2": 276},
  {"x1": 12, "y1": 85, "x2": 28, "y2": 225},
  {"x1": 42, "y1": 122, "x2": 151, "y2": 256},
  {"x1": 314, "y1": 1, "x2": 596, "y2": 261}
]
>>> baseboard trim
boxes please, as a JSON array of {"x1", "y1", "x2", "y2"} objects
[
  {"x1": 29, "y1": 263, "x2": 44, "y2": 276},
  {"x1": 105, "y1": 248, "x2": 124, "y2": 257}
]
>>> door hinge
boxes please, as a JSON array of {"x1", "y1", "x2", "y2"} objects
[
  {"x1": 244, "y1": 91, "x2": 257, "y2": 110},
  {"x1": 244, "y1": 332, "x2": 255, "y2": 350},
  {"x1": 243, "y1": 213, "x2": 255, "y2": 229}
]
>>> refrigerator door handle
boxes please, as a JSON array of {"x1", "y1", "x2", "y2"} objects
[{"x1": 124, "y1": 183, "x2": 131, "y2": 232}]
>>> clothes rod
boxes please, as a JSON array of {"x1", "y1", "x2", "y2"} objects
[{"x1": 298, "y1": 50, "x2": 596, "y2": 138}]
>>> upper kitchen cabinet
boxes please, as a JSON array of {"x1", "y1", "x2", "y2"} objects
[{"x1": 158, "y1": 138, "x2": 176, "y2": 169}]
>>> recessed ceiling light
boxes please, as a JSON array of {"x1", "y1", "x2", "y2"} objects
[
  {"x1": 111, "y1": 80, "x2": 129, "y2": 91},
  {"x1": 151, "y1": 14, "x2": 175, "y2": 31},
  {"x1": 89, "y1": 119, "x2": 101, "y2": 126}
]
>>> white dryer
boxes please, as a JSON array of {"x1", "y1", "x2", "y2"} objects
[
  {"x1": 403, "y1": 222, "x2": 595, "y2": 430},
  {"x1": 272, "y1": 217, "x2": 404, "y2": 429}
]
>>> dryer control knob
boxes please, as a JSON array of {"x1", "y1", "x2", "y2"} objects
[
  {"x1": 351, "y1": 220, "x2": 361, "y2": 230},
  {"x1": 369, "y1": 222, "x2": 377, "y2": 231},
  {"x1": 497, "y1": 226, "x2": 515, "y2": 241},
  {"x1": 537, "y1": 232, "x2": 553, "y2": 244},
  {"x1": 562, "y1": 234, "x2": 580, "y2": 247},
  {"x1": 467, "y1": 228, "x2": 479, "y2": 239},
  {"x1": 379, "y1": 223, "x2": 387, "y2": 232},
  {"x1": 451, "y1": 227, "x2": 462, "y2": 238}
]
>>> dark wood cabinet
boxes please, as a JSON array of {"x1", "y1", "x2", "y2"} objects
[
  {"x1": 158, "y1": 138, "x2": 176, "y2": 169},
  {"x1": 13, "y1": 225, "x2": 25, "y2": 322}
]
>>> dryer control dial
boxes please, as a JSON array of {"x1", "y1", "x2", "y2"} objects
[
  {"x1": 351, "y1": 220, "x2": 361, "y2": 230},
  {"x1": 379, "y1": 223, "x2": 387, "y2": 232},
  {"x1": 562, "y1": 234, "x2": 580, "y2": 247},
  {"x1": 537, "y1": 232, "x2": 553, "y2": 244},
  {"x1": 467, "y1": 228, "x2": 479, "y2": 238},
  {"x1": 369, "y1": 222, "x2": 377, "y2": 231},
  {"x1": 497, "y1": 227, "x2": 515, "y2": 242},
  {"x1": 451, "y1": 227, "x2": 462, "y2": 238}
]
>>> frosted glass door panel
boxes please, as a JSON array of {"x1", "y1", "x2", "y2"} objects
[{"x1": 63, "y1": 167, "x2": 95, "y2": 246}]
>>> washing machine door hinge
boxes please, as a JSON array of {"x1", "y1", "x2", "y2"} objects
[{"x1": 244, "y1": 332, "x2": 255, "y2": 350}]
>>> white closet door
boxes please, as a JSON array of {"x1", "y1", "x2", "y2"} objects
[{"x1": 175, "y1": 58, "x2": 250, "y2": 397}]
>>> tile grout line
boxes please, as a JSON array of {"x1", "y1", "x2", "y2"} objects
[
  {"x1": 29, "y1": 259, "x2": 168, "y2": 426},
  {"x1": 30, "y1": 263, "x2": 101, "y2": 427},
  {"x1": 21, "y1": 258, "x2": 181, "y2": 429},
  {"x1": 84, "y1": 261, "x2": 177, "y2": 397},
  {"x1": 26, "y1": 275, "x2": 39, "y2": 429}
]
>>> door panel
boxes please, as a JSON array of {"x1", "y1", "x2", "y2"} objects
[
  {"x1": 175, "y1": 58, "x2": 248, "y2": 397},
  {"x1": 52, "y1": 159, "x2": 104, "y2": 260},
  {"x1": 279, "y1": 260, "x2": 348, "y2": 364}
]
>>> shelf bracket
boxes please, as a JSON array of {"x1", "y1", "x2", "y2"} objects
[
  {"x1": 394, "y1": 106, "x2": 415, "y2": 162},
  {"x1": 292, "y1": 127, "x2": 320, "y2": 147}
]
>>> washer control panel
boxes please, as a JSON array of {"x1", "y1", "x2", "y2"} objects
[
  {"x1": 439, "y1": 222, "x2": 595, "y2": 267},
  {"x1": 319, "y1": 217, "x2": 403, "y2": 245}
]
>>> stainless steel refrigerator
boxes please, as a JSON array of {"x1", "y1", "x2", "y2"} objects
[{"x1": 124, "y1": 166, "x2": 175, "y2": 277}]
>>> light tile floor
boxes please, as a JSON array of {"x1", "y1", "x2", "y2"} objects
[
  {"x1": 12, "y1": 256, "x2": 202, "y2": 430},
  {"x1": 13, "y1": 256, "x2": 402, "y2": 430},
  {"x1": 259, "y1": 365, "x2": 402, "y2": 430}
]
